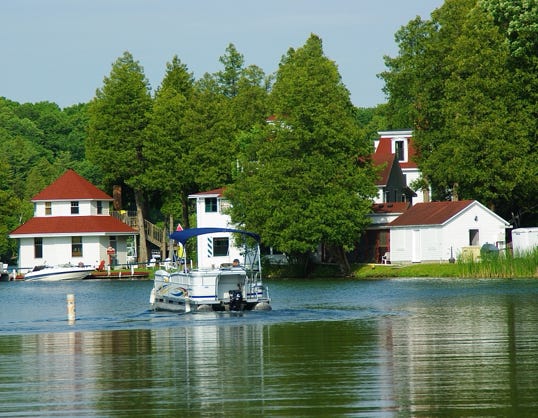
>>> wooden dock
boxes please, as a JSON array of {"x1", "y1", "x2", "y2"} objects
[{"x1": 86, "y1": 270, "x2": 151, "y2": 280}]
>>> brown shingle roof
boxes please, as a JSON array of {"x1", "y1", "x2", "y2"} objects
[
  {"x1": 372, "y1": 202, "x2": 410, "y2": 214},
  {"x1": 32, "y1": 169, "x2": 113, "y2": 201},
  {"x1": 189, "y1": 188, "x2": 225, "y2": 197},
  {"x1": 390, "y1": 200, "x2": 475, "y2": 226},
  {"x1": 10, "y1": 216, "x2": 136, "y2": 236}
]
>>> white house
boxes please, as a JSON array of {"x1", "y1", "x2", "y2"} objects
[
  {"x1": 375, "y1": 130, "x2": 429, "y2": 204},
  {"x1": 388, "y1": 200, "x2": 511, "y2": 263},
  {"x1": 188, "y1": 188, "x2": 245, "y2": 269},
  {"x1": 9, "y1": 170, "x2": 137, "y2": 270}
]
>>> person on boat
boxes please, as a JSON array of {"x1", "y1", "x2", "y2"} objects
[{"x1": 232, "y1": 259, "x2": 240, "y2": 267}]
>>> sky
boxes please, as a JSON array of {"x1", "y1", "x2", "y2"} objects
[{"x1": 0, "y1": 0, "x2": 443, "y2": 109}]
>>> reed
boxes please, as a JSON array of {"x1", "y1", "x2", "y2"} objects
[{"x1": 457, "y1": 247, "x2": 538, "y2": 278}]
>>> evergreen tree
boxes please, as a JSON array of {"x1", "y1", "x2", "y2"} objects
[
  {"x1": 87, "y1": 51, "x2": 152, "y2": 262},
  {"x1": 144, "y1": 56, "x2": 195, "y2": 235}
]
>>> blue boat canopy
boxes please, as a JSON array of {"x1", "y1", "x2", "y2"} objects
[{"x1": 169, "y1": 227, "x2": 260, "y2": 245}]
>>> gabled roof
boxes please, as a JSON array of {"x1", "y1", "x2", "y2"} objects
[
  {"x1": 372, "y1": 153, "x2": 397, "y2": 186},
  {"x1": 189, "y1": 188, "x2": 225, "y2": 198},
  {"x1": 32, "y1": 169, "x2": 113, "y2": 201},
  {"x1": 389, "y1": 200, "x2": 511, "y2": 227},
  {"x1": 10, "y1": 216, "x2": 137, "y2": 237},
  {"x1": 390, "y1": 200, "x2": 474, "y2": 226}
]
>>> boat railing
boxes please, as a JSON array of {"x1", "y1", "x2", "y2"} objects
[{"x1": 244, "y1": 275, "x2": 270, "y2": 301}]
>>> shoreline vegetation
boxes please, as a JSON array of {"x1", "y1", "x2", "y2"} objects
[{"x1": 266, "y1": 249, "x2": 538, "y2": 279}]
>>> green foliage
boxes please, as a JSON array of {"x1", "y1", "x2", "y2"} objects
[
  {"x1": 381, "y1": 0, "x2": 538, "y2": 221},
  {"x1": 228, "y1": 34, "x2": 377, "y2": 273},
  {"x1": 87, "y1": 51, "x2": 152, "y2": 188},
  {"x1": 86, "y1": 51, "x2": 153, "y2": 261},
  {"x1": 457, "y1": 248, "x2": 538, "y2": 278},
  {"x1": 216, "y1": 43, "x2": 244, "y2": 98},
  {"x1": 143, "y1": 55, "x2": 195, "y2": 227},
  {"x1": 482, "y1": 0, "x2": 538, "y2": 63},
  {"x1": 181, "y1": 76, "x2": 238, "y2": 190}
]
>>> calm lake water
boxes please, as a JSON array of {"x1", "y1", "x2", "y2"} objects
[{"x1": 1, "y1": 277, "x2": 538, "y2": 416}]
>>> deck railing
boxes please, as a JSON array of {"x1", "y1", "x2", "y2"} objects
[{"x1": 111, "y1": 211, "x2": 166, "y2": 248}]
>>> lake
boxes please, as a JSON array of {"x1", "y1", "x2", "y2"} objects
[{"x1": 1, "y1": 277, "x2": 538, "y2": 416}]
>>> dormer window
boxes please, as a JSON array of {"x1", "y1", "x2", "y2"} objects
[
  {"x1": 394, "y1": 140, "x2": 405, "y2": 161},
  {"x1": 45, "y1": 202, "x2": 52, "y2": 215},
  {"x1": 71, "y1": 201, "x2": 79, "y2": 214}
]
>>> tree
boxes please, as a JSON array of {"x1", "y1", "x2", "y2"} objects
[
  {"x1": 143, "y1": 55, "x2": 195, "y2": 249},
  {"x1": 215, "y1": 43, "x2": 244, "y2": 98},
  {"x1": 87, "y1": 51, "x2": 152, "y2": 262},
  {"x1": 424, "y1": 5, "x2": 531, "y2": 210},
  {"x1": 182, "y1": 75, "x2": 238, "y2": 190},
  {"x1": 228, "y1": 34, "x2": 378, "y2": 275},
  {"x1": 380, "y1": 0, "x2": 538, "y2": 221}
]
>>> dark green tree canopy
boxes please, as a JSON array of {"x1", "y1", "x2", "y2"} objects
[
  {"x1": 380, "y1": 0, "x2": 538, "y2": 222},
  {"x1": 87, "y1": 51, "x2": 153, "y2": 261},
  {"x1": 228, "y1": 34, "x2": 377, "y2": 271},
  {"x1": 87, "y1": 51, "x2": 152, "y2": 188}
]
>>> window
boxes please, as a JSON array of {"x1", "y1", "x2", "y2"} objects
[
  {"x1": 34, "y1": 238, "x2": 43, "y2": 258},
  {"x1": 394, "y1": 140, "x2": 405, "y2": 161},
  {"x1": 213, "y1": 237, "x2": 229, "y2": 256},
  {"x1": 45, "y1": 202, "x2": 52, "y2": 215},
  {"x1": 469, "y1": 229, "x2": 479, "y2": 246},
  {"x1": 71, "y1": 201, "x2": 79, "y2": 214},
  {"x1": 72, "y1": 236, "x2": 83, "y2": 257},
  {"x1": 205, "y1": 198, "x2": 218, "y2": 213},
  {"x1": 97, "y1": 201, "x2": 103, "y2": 214}
]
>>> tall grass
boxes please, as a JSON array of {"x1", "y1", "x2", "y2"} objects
[{"x1": 457, "y1": 248, "x2": 538, "y2": 278}]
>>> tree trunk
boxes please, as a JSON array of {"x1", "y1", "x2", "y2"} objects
[
  {"x1": 134, "y1": 189, "x2": 148, "y2": 263},
  {"x1": 338, "y1": 245, "x2": 351, "y2": 276},
  {"x1": 168, "y1": 214, "x2": 174, "y2": 260}
]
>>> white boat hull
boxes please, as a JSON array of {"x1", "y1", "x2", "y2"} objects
[
  {"x1": 24, "y1": 265, "x2": 94, "y2": 281},
  {"x1": 150, "y1": 268, "x2": 271, "y2": 312}
]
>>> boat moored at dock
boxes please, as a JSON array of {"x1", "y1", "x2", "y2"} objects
[{"x1": 24, "y1": 264, "x2": 95, "y2": 281}]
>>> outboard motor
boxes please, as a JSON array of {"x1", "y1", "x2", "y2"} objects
[{"x1": 229, "y1": 289, "x2": 243, "y2": 311}]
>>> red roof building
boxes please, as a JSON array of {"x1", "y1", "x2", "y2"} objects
[
  {"x1": 10, "y1": 170, "x2": 137, "y2": 270},
  {"x1": 388, "y1": 200, "x2": 510, "y2": 263},
  {"x1": 374, "y1": 130, "x2": 428, "y2": 204}
]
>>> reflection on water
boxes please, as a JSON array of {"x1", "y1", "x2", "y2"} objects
[{"x1": 1, "y1": 278, "x2": 538, "y2": 415}]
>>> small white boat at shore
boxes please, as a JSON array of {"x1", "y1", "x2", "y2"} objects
[
  {"x1": 24, "y1": 264, "x2": 95, "y2": 281},
  {"x1": 149, "y1": 228, "x2": 271, "y2": 313}
]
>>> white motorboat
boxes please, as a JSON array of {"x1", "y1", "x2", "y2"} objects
[
  {"x1": 24, "y1": 264, "x2": 95, "y2": 281},
  {"x1": 149, "y1": 228, "x2": 271, "y2": 313}
]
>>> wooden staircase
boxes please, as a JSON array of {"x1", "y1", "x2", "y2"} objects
[{"x1": 112, "y1": 211, "x2": 167, "y2": 251}]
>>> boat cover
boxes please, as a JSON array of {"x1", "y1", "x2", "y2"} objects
[{"x1": 169, "y1": 227, "x2": 260, "y2": 245}]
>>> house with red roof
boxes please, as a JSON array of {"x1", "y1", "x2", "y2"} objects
[
  {"x1": 10, "y1": 170, "x2": 138, "y2": 270},
  {"x1": 388, "y1": 200, "x2": 510, "y2": 263},
  {"x1": 374, "y1": 130, "x2": 429, "y2": 204}
]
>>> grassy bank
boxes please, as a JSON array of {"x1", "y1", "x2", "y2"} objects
[
  {"x1": 352, "y1": 262, "x2": 461, "y2": 279},
  {"x1": 353, "y1": 248, "x2": 538, "y2": 279},
  {"x1": 266, "y1": 249, "x2": 538, "y2": 279}
]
